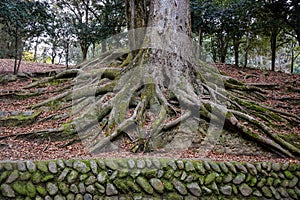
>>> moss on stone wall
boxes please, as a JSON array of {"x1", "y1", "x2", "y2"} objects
[{"x1": 0, "y1": 158, "x2": 299, "y2": 199}]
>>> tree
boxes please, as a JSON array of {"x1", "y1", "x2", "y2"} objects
[
  {"x1": 0, "y1": 0, "x2": 50, "y2": 74},
  {"x1": 55, "y1": 0, "x2": 125, "y2": 62},
  {"x1": 22, "y1": 0, "x2": 300, "y2": 158},
  {"x1": 73, "y1": 0, "x2": 299, "y2": 157}
]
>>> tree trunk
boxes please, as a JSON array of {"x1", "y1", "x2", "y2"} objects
[
  {"x1": 81, "y1": 44, "x2": 89, "y2": 61},
  {"x1": 33, "y1": 40, "x2": 39, "y2": 62},
  {"x1": 218, "y1": 35, "x2": 228, "y2": 63},
  {"x1": 270, "y1": 29, "x2": 277, "y2": 71},
  {"x1": 291, "y1": 42, "x2": 294, "y2": 73},
  {"x1": 13, "y1": 27, "x2": 19, "y2": 75},
  {"x1": 198, "y1": 27, "x2": 203, "y2": 59},
  {"x1": 65, "y1": 40, "x2": 69, "y2": 69},
  {"x1": 243, "y1": 32, "x2": 250, "y2": 67},
  {"x1": 233, "y1": 36, "x2": 240, "y2": 66},
  {"x1": 271, "y1": 33, "x2": 277, "y2": 71},
  {"x1": 51, "y1": 45, "x2": 57, "y2": 64},
  {"x1": 101, "y1": 41, "x2": 107, "y2": 53}
]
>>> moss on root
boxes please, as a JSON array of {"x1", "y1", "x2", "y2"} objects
[{"x1": 0, "y1": 111, "x2": 41, "y2": 126}]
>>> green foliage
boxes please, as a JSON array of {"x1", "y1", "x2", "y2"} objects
[
  {"x1": 22, "y1": 51, "x2": 35, "y2": 62},
  {"x1": 53, "y1": 0, "x2": 126, "y2": 61},
  {"x1": 191, "y1": 0, "x2": 300, "y2": 69},
  {"x1": 0, "y1": 0, "x2": 51, "y2": 73}
]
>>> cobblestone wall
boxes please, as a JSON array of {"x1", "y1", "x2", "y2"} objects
[{"x1": 0, "y1": 158, "x2": 299, "y2": 199}]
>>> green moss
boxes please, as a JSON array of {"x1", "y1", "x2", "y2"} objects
[
  {"x1": 289, "y1": 163, "x2": 300, "y2": 172},
  {"x1": 268, "y1": 112, "x2": 284, "y2": 122},
  {"x1": 79, "y1": 174, "x2": 89, "y2": 181},
  {"x1": 36, "y1": 185, "x2": 47, "y2": 196},
  {"x1": 118, "y1": 169, "x2": 129, "y2": 178},
  {"x1": 58, "y1": 182, "x2": 69, "y2": 195},
  {"x1": 0, "y1": 171, "x2": 10, "y2": 183},
  {"x1": 12, "y1": 181, "x2": 27, "y2": 195},
  {"x1": 32, "y1": 172, "x2": 41, "y2": 184},
  {"x1": 163, "y1": 181, "x2": 174, "y2": 191},
  {"x1": 126, "y1": 179, "x2": 141, "y2": 193},
  {"x1": 142, "y1": 169, "x2": 158, "y2": 178},
  {"x1": 247, "y1": 176, "x2": 257, "y2": 187},
  {"x1": 279, "y1": 133, "x2": 300, "y2": 149},
  {"x1": 19, "y1": 172, "x2": 31, "y2": 181},
  {"x1": 41, "y1": 174, "x2": 54, "y2": 182},
  {"x1": 205, "y1": 173, "x2": 217, "y2": 185},
  {"x1": 48, "y1": 78, "x2": 69, "y2": 86},
  {"x1": 114, "y1": 179, "x2": 129, "y2": 193},
  {"x1": 36, "y1": 161, "x2": 49, "y2": 173},
  {"x1": 165, "y1": 192, "x2": 183, "y2": 200},
  {"x1": 164, "y1": 169, "x2": 174, "y2": 179},
  {"x1": 136, "y1": 176, "x2": 153, "y2": 194},
  {"x1": 266, "y1": 177, "x2": 273, "y2": 186},
  {"x1": 273, "y1": 178, "x2": 281, "y2": 187},
  {"x1": 0, "y1": 111, "x2": 41, "y2": 126},
  {"x1": 284, "y1": 170, "x2": 294, "y2": 179},
  {"x1": 257, "y1": 178, "x2": 266, "y2": 188},
  {"x1": 26, "y1": 182, "x2": 36, "y2": 198}
]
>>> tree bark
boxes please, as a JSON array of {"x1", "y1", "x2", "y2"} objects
[
  {"x1": 126, "y1": 0, "x2": 147, "y2": 51},
  {"x1": 233, "y1": 36, "x2": 240, "y2": 66},
  {"x1": 270, "y1": 27, "x2": 278, "y2": 71}
]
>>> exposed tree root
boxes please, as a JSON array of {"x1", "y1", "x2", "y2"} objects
[
  {"x1": 23, "y1": 69, "x2": 81, "y2": 89},
  {"x1": 9, "y1": 49, "x2": 300, "y2": 159}
]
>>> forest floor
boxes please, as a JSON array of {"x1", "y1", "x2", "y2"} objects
[{"x1": 0, "y1": 59, "x2": 299, "y2": 163}]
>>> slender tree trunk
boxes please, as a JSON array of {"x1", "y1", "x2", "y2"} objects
[
  {"x1": 198, "y1": 27, "x2": 203, "y2": 59},
  {"x1": 270, "y1": 30, "x2": 277, "y2": 71},
  {"x1": 295, "y1": 3, "x2": 300, "y2": 46},
  {"x1": 51, "y1": 45, "x2": 57, "y2": 64},
  {"x1": 243, "y1": 32, "x2": 250, "y2": 67},
  {"x1": 92, "y1": 43, "x2": 95, "y2": 58},
  {"x1": 65, "y1": 40, "x2": 69, "y2": 69},
  {"x1": 33, "y1": 39, "x2": 39, "y2": 61},
  {"x1": 218, "y1": 35, "x2": 228, "y2": 63},
  {"x1": 101, "y1": 41, "x2": 107, "y2": 53},
  {"x1": 81, "y1": 44, "x2": 89, "y2": 61},
  {"x1": 14, "y1": 26, "x2": 19, "y2": 74},
  {"x1": 291, "y1": 42, "x2": 294, "y2": 73},
  {"x1": 233, "y1": 36, "x2": 240, "y2": 66}
]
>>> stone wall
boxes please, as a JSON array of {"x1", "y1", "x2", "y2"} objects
[{"x1": 0, "y1": 158, "x2": 299, "y2": 199}]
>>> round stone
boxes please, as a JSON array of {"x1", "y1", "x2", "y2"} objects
[
  {"x1": 239, "y1": 183, "x2": 252, "y2": 196},
  {"x1": 106, "y1": 183, "x2": 118, "y2": 196},
  {"x1": 187, "y1": 182, "x2": 201, "y2": 197},
  {"x1": 172, "y1": 179, "x2": 187, "y2": 195},
  {"x1": 1, "y1": 183, "x2": 15, "y2": 197},
  {"x1": 73, "y1": 161, "x2": 90, "y2": 173},
  {"x1": 150, "y1": 178, "x2": 164, "y2": 193},
  {"x1": 137, "y1": 159, "x2": 146, "y2": 169},
  {"x1": 220, "y1": 185, "x2": 232, "y2": 196},
  {"x1": 48, "y1": 161, "x2": 58, "y2": 174},
  {"x1": 46, "y1": 182, "x2": 58, "y2": 196},
  {"x1": 26, "y1": 161, "x2": 36, "y2": 172},
  {"x1": 233, "y1": 173, "x2": 246, "y2": 184}
]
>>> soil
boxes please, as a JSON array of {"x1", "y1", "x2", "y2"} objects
[{"x1": 0, "y1": 59, "x2": 299, "y2": 163}]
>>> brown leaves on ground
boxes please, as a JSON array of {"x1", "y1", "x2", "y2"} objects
[
  {"x1": 0, "y1": 59, "x2": 299, "y2": 163},
  {"x1": 0, "y1": 59, "x2": 66, "y2": 74}
]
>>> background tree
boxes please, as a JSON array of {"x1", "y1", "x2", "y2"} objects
[{"x1": 0, "y1": 0, "x2": 50, "y2": 74}]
